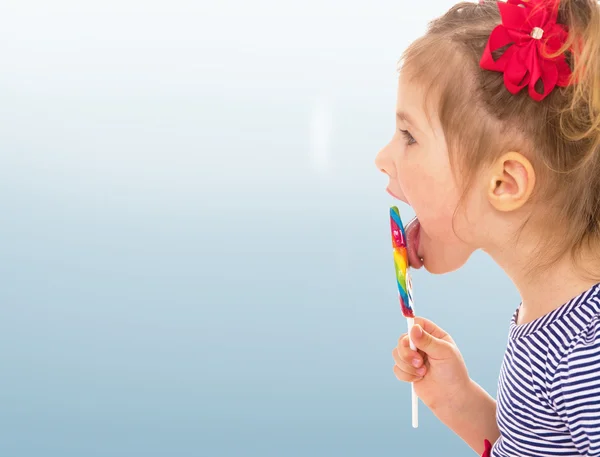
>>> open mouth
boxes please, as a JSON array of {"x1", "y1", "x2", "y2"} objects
[{"x1": 387, "y1": 187, "x2": 424, "y2": 269}]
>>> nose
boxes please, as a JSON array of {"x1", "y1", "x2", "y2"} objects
[{"x1": 375, "y1": 142, "x2": 397, "y2": 178}]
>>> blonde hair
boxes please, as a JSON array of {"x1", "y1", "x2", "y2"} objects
[{"x1": 401, "y1": 0, "x2": 600, "y2": 273}]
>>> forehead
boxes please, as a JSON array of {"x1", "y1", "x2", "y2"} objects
[
  {"x1": 395, "y1": 72, "x2": 439, "y2": 135},
  {"x1": 396, "y1": 73, "x2": 419, "y2": 106}
]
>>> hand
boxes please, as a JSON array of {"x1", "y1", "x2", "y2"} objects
[{"x1": 392, "y1": 316, "x2": 470, "y2": 412}]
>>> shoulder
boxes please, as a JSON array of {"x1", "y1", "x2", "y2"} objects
[
  {"x1": 550, "y1": 291, "x2": 600, "y2": 356},
  {"x1": 550, "y1": 300, "x2": 600, "y2": 402},
  {"x1": 561, "y1": 299, "x2": 600, "y2": 356}
]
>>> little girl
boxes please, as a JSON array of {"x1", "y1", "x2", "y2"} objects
[{"x1": 376, "y1": 0, "x2": 600, "y2": 455}]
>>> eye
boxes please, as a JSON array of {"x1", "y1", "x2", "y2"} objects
[{"x1": 399, "y1": 129, "x2": 416, "y2": 146}]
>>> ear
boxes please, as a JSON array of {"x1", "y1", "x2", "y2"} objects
[{"x1": 487, "y1": 152, "x2": 536, "y2": 212}]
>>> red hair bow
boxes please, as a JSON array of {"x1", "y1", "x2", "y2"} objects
[{"x1": 480, "y1": 0, "x2": 573, "y2": 101}]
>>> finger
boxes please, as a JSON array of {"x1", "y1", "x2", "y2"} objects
[
  {"x1": 393, "y1": 364, "x2": 424, "y2": 383},
  {"x1": 412, "y1": 317, "x2": 453, "y2": 343},
  {"x1": 400, "y1": 333, "x2": 429, "y2": 362},
  {"x1": 398, "y1": 333, "x2": 408, "y2": 346},
  {"x1": 392, "y1": 347, "x2": 427, "y2": 376},
  {"x1": 410, "y1": 324, "x2": 455, "y2": 360},
  {"x1": 395, "y1": 338, "x2": 424, "y2": 367}
]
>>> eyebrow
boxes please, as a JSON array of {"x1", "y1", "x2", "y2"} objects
[{"x1": 396, "y1": 111, "x2": 418, "y2": 127}]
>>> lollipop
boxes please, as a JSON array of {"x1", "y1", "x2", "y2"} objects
[
  {"x1": 390, "y1": 206, "x2": 418, "y2": 428},
  {"x1": 390, "y1": 207, "x2": 414, "y2": 318}
]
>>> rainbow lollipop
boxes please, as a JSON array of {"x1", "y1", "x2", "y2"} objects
[
  {"x1": 390, "y1": 207, "x2": 414, "y2": 318},
  {"x1": 390, "y1": 206, "x2": 418, "y2": 428}
]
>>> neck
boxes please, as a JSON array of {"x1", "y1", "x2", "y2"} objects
[{"x1": 485, "y1": 242, "x2": 599, "y2": 325}]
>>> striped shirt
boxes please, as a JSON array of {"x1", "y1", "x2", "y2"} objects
[{"x1": 492, "y1": 284, "x2": 600, "y2": 456}]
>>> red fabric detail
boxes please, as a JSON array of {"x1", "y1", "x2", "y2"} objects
[
  {"x1": 479, "y1": 0, "x2": 573, "y2": 101},
  {"x1": 481, "y1": 439, "x2": 492, "y2": 457}
]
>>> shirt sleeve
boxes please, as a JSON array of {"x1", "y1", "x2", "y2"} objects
[{"x1": 552, "y1": 317, "x2": 600, "y2": 456}]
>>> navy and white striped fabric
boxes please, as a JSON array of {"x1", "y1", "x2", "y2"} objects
[{"x1": 493, "y1": 284, "x2": 600, "y2": 456}]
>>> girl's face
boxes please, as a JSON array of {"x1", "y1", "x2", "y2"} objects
[{"x1": 375, "y1": 75, "x2": 480, "y2": 274}]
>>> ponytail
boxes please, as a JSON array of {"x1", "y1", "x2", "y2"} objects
[{"x1": 559, "y1": 0, "x2": 600, "y2": 145}]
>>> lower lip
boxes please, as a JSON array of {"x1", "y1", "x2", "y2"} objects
[{"x1": 386, "y1": 188, "x2": 401, "y2": 200}]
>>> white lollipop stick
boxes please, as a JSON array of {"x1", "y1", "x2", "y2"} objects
[
  {"x1": 407, "y1": 275, "x2": 418, "y2": 428},
  {"x1": 406, "y1": 317, "x2": 418, "y2": 428}
]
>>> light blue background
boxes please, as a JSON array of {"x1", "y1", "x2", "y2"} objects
[{"x1": 0, "y1": 1, "x2": 520, "y2": 455}]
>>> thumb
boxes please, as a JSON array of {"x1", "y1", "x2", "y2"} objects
[{"x1": 410, "y1": 324, "x2": 454, "y2": 359}]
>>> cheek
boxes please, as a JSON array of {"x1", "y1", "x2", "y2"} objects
[
  {"x1": 422, "y1": 203, "x2": 458, "y2": 243},
  {"x1": 398, "y1": 161, "x2": 459, "y2": 238}
]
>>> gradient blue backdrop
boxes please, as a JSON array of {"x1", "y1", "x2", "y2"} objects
[{"x1": 0, "y1": 1, "x2": 520, "y2": 455}]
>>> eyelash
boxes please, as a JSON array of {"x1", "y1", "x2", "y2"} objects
[{"x1": 399, "y1": 129, "x2": 416, "y2": 146}]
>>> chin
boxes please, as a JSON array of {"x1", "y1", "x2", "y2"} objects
[
  {"x1": 422, "y1": 251, "x2": 472, "y2": 275},
  {"x1": 423, "y1": 261, "x2": 463, "y2": 275}
]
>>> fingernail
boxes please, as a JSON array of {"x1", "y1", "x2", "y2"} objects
[
  {"x1": 416, "y1": 367, "x2": 426, "y2": 376},
  {"x1": 415, "y1": 326, "x2": 423, "y2": 338},
  {"x1": 412, "y1": 358, "x2": 421, "y2": 368}
]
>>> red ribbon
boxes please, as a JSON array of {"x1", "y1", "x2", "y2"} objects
[{"x1": 479, "y1": 0, "x2": 573, "y2": 101}]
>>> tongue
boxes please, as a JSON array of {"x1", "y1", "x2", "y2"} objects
[{"x1": 405, "y1": 217, "x2": 423, "y2": 269}]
